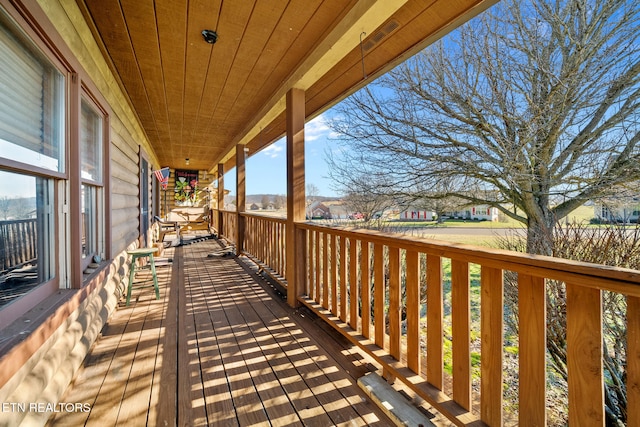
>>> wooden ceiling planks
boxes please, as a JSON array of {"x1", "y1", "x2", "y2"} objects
[
  {"x1": 209, "y1": 1, "x2": 289, "y2": 142},
  {"x1": 213, "y1": 0, "x2": 321, "y2": 139},
  {"x1": 187, "y1": 0, "x2": 249, "y2": 162},
  {"x1": 155, "y1": 0, "x2": 188, "y2": 165},
  {"x1": 120, "y1": 0, "x2": 170, "y2": 153},
  {"x1": 83, "y1": 0, "x2": 159, "y2": 143},
  {"x1": 180, "y1": 0, "x2": 222, "y2": 166},
  {"x1": 77, "y1": 0, "x2": 497, "y2": 172}
]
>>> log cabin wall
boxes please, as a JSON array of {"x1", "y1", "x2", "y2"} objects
[
  {"x1": 158, "y1": 170, "x2": 215, "y2": 218},
  {"x1": 0, "y1": 1, "x2": 157, "y2": 424}
]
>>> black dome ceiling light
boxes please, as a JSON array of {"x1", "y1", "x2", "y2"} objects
[{"x1": 202, "y1": 29, "x2": 218, "y2": 44}]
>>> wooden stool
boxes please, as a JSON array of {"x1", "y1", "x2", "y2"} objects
[{"x1": 126, "y1": 247, "x2": 160, "y2": 305}]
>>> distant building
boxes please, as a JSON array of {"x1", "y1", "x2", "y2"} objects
[
  {"x1": 594, "y1": 200, "x2": 640, "y2": 223},
  {"x1": 308, "y1": 201, "x2": 332, "y2": 219},
  {"x1": 449, "y1": 205, "x2": 499, "y2": 221},
  {"x1": 400, "y1": 209, "x2": 436, "y2": 221}
]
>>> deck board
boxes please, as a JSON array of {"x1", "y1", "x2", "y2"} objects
[{"x1": 49, "y1": 239, "x2": 393, "y2": 426}]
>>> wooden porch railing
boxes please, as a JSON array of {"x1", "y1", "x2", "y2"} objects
[
  {"x1": 0, "y1": 218, "x2": 37, "y2": 273},
  {"x1": 213, "y1": 211, "x2": 640, "y2": 426},
  {"x1": 215, "y1": 211, "x2": 288, "y2": 281},
  {"x1": 242, "y1": 213, "x2": 287, "y2": 280},
  {"x1": 219, "y1": 210, "x2": 237, "y2": 245},
  {"x1": 296, "y1": 223, "x2": 640, "y2": 426}
]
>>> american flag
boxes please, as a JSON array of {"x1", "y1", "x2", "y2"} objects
[{"x1": 154, "y1": 167, "x2": 170, "y2": 190}]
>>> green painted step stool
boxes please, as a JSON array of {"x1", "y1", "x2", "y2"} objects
[{"x1": 126, "y1": 247, "x2": 160, "y2": 305}]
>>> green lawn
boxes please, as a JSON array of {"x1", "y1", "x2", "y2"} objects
[
  {"x1": 381, "y1": 205, "x2": 597, "y2": 248},
  {"x1": 388, "y1": 205, "x2": 595, "y2": 228}
]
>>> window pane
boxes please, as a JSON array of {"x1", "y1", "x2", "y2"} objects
[
  {"x1": 81, "y1": 184, "x2": 97, "y2": 259},
  {"x1": 0, "y1": 12, "x2": 65, "y2": 172},
  {"x1": 80, "y1": 100, "x2": 102, "y2": 182},
  {"x1": 0, "y1": 170, "x2": 54, "y2": 309}
]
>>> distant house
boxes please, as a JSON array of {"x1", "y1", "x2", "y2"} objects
[
  {"x1": 250, "y1": 203, "x2": 260, "y2": 210},
  {"x1": 400, "y1": 209, "x2": 436, "y2": 221},
  {"x1": 326, "y1": 203, "x2": 349, "y2": 219},
  {"x1": 449, "y1": 205, "x2": 499, "y2": 221},
  {"x1": 308, "y1": 201, "x2": 332, "y2": 219},
  {"x1": 594, "y1": 200, "x2": 640, "y2": 223}
]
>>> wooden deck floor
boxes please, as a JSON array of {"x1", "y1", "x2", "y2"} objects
[{"x1": 48, "y1": 239, "x2": 394, "y2": 426}]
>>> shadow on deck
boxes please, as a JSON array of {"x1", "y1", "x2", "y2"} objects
[{"x1": 48, "y1": 239, "x2": 397, "y2": 426}]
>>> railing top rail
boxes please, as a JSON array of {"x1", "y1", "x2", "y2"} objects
[
  {"x1": 0, "y1": 218, "x2": 37, "y2": 225},
  {"x1": 240, "y1": 212, "x2": 286, "y2": 223},
  {"x1": 297, "y1": 221, "x2": 640, "y2": 296}
]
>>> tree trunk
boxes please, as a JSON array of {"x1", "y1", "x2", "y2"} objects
[{"x1": 526, "y1": 211, "x2": 555, "y2": 256}]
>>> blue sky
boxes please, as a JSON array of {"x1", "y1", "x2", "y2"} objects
[{"x1": 224, "y1": 113, "x2": 342, "y2": 197}]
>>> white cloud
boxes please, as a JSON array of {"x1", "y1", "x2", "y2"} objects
[
  {"x1": 259, "y1": 141, "x2": 284, "y2": 158},
  {"x1": 305, "y1": 113, "x2": 338, "y2": 142},
  {"x1": 253, "y1": 113, "x2": 337, "y2": 160}
]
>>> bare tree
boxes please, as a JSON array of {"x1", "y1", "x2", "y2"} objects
[
  {"x1": 329, "y1": 0, "x2": 640, "y2": 255},
  {"x1": 260, "y1": 194, "x2": 271, "y2": 209},
  {"x1": 306, "y1": 183, "x2": 320, "y2": 201},
  {"x1": 326, "y1": 150, "x2": 393, "y2": 223},
  {"x1": 0, "y1": 196, "x2": 10, "y2": 220},
  {"x1": 306, "y1": 183, "x2": 320, "y2": 218},
  {"x1": 273, "y1": 194, "x2": 285, "y2": 210}
]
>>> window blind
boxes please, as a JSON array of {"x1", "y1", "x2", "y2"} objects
[{"x1": 0, "y1": 13, "x2": 64, "y2": 171}]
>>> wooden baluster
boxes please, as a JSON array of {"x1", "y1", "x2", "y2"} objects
[
  {"x1": 322, "y1": 232, "x2": 328, "y2": 309},
  {"x1": 253, "y1": 218, "x2": 257, "y2": 258},
  {"x1": 349, "y1": 238, "x2": 358, "y2": 330},
  {"x1": 277, "y1": 222, "x2": 282, "y2": 276},
  {"x1": 567, "y1": 283, "x2": 604, "y2": 426},
  {"x1": 313, "y1": 230, "x2": 318, "y2": 299},
  {"x1": 374, "y1": 243, "x2": 385, "y2": 349},
  {"x1": 273, "y1": 221, "x2": 277, "y2": 273},
  {"x1": 267, "y1": 221, "x2": 272, "y2": 268},
  {"x1": 389, "y1": 246, "x2": 401, "y2": 360},
  {"x1": 361, "y1": 241, "x2": 371, "y2": 339},
  {"x1": 340, "y1": 235, "x2": 347, "y2": 322},
  {"x1": 405, "y1": 249, "x2": 420, "y2": 374},
  {"x1": 518, "y1": 273, "x2": 546, "y2": 426},
  {"x1": 331, "y1": 234, "x2": 338, "y2": 315},
  {"x1": 481, "y1": 266, "x2": 504, "y2": 425},
  {"x1": 280, "y1": 222, "x2": 285, "y2": 275},
  {"x1": 307, "y1": 230, "x2": 314, "y2": 298},
  {"x1": 628, "y1": 295, "x2": 640, "y2": 427},
  {"x1": 427, "y1": 254, "x2": 443, "y2": 390},
  {"x1": 451, "y1": 259, "x2": 471, "y2": 410}
]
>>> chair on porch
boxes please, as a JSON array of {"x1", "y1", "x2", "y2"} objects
[
  {"x1": 173, "y1": 207, "x2": 213, "y2": 236},
  {"x1": 154, "y1": 216, "x2": 181, "y2": 247}
]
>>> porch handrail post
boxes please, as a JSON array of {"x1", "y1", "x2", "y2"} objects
[
  {"x1": 286, "y1": 87, "x2": 306, "y2": 307},
  {"x1": 217, "y1": 163, "x2": 224, "y2": 236},
  {"x1": 236, "y1": 145, "x2": 246, "y2": 254}
]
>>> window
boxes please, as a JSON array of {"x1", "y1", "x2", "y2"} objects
[
  {"x1": 0, "y1": 2, "x2": 111, "y2": 322},
  {"x1": 0, "y1": 10, "x2": 62, "y2": 312},
  {"x1": 0, "y1": 11, "x2": 65, "y2": 172},
  {"x1": 0, "y1": 171, "x2": 55, "y2": 309},
  {"x1": 79, "y1": 98, "x2": 104, "y2": 270}
]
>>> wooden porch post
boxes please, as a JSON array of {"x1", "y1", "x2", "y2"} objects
[
  {"x1": 217, "y1": 163, "x2": 224, "y2": 235},
  {"x1": 286, "y1": 88, "x2": 306, "y2": 307},
  {"x1": 236, "y1": 146, "x2": 246, "y2": 254}
]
